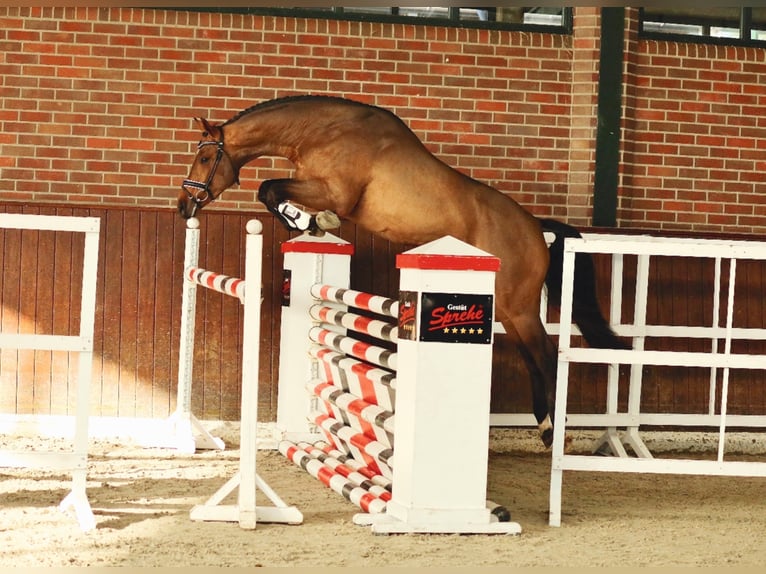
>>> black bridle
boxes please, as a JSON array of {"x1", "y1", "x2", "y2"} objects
[{"x1": 181, "y1": 139, "x2": 239, "y2": 215}]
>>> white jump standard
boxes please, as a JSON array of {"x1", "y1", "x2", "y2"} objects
[
  {"x1": 177, "y1": 217, "x2": 302, "y2": 530},
  {"x1": 549, "y1": 234, "x2": 766, "y2": 527},
  {"x1": 0, "y1": 213, "x2": 101, "y2": 532},
  {"x1": 277, "y1": 229, "x2": 521, "y2": 534}
]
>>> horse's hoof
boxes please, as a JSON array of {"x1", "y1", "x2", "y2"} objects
[
  {"x1": 541, "y1": 427, "x2": 554, "y2": 448},
  {"x1": 316, "y1": 210, "x2": 341, "y2": 230}
]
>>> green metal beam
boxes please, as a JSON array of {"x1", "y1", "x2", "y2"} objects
[{"x1": 592, "y1": 7, "x2": 625, "y2": 227}]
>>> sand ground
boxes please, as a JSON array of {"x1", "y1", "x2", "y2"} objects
[{"x1": 1, "y1": 427, "x2": 765, "y2": 567}]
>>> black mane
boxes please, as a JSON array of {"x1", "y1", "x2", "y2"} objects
[{"x1": 222, "y1": 95, "x2": 373, "y2": 126}]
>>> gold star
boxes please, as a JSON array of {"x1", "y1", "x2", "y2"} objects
[
  {"x1": 460, "y1": 328, "x2": 466, "y2": 334},
  {"x1": 443, "y1": 327, "x2": 450, "y2": 333},
  {"x1": 477, "y1": 328, "x2": 483, "y2": 335}
]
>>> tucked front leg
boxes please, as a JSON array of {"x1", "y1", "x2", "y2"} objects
[
  {"x1": 258, "y1": 178, "x2": 336, "y2": 212},
  {"x1": 258, "y1": 178, "x2": 342, "y2": 234}
]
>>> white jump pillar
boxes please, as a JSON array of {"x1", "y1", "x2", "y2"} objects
[
  {"x1": 152, "y1": 217, "x2": 225, "y2": 453},
  {"x1": 277, "y1": 232, "x2": 354, "y2": 441},
  {"x1": 370, "y1": 235, "x2": 521, "y2": 535}
]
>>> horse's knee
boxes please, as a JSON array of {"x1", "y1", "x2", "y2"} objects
[{"x1": 257, "y1": 179, "x2": 282, "y2": 207}]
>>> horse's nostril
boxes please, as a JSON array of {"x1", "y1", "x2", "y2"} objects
[{"x1": 178, "y1": 201, "x2": 192, "y2": 220}]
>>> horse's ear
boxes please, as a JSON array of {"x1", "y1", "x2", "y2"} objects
[{"x1": 193, "y1": 117, "x2": 221, "y2": 140}]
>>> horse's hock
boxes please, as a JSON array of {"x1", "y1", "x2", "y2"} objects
[{"x1": 277, "y1": 231, "x2": 521, "y2": 534}]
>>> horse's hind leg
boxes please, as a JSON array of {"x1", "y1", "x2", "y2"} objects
[{"x1": 502, "y1": 312, "x2": 558, "y2": 447}]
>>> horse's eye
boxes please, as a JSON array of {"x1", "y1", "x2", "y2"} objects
[{"x1": 200, "y1": 157, "x2": 209, "y2": 164}]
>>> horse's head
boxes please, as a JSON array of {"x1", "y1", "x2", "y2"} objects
[{"x1": 178, "y1": 117, "x2": 240, "y2": 219}]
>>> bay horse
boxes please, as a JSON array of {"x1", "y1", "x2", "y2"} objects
[{"x1": 178, "y1": 95, "x2": 626, "y2": 447}]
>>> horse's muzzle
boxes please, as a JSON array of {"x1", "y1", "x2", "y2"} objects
[{"x1": 177, "y1": 188, "x2": 199, "y2": 219}]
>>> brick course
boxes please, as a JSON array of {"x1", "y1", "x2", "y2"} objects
[{"x1": 0, "y1": 6, "x2": 764, "y2": 232}]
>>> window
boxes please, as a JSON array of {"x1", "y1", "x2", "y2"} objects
[
  {"x1": 640, "y1": 8, "x2": 766, "y2": 46},
  {"x1": 195, "y1": 7, "x2": 572, "y2": 33}
]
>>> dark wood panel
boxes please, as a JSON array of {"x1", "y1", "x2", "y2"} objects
[
  {"x1": 2, "y1": 202, "x2": 766, "y2": 424},
  {"x1": 0, "y1": 204, "x2": 23, "y2": 414}
]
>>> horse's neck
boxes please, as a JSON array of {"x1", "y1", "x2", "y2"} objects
[{"x1": 225, "y1": 106, "x2": 327, "y2": 167}]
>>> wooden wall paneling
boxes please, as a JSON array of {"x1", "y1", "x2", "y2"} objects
[
  {"x1": 0, "y1": 219, "x2": 8, "y2": 414},
  {"x1": 642, "y1": 255, "x2": 670, "y2": 414},
  {"x1": 666, "y1": 255, "x2": 695, "y2": 415},
  {"x1": 17, "y1": 220, "x2": 39, "y2": 414},
  {"x1": 729, "y1": 258, "x2": 765, "y2": 415},
  {"x1": 0, "y1": 218, "x2": 22, "y2": 414},
  {"x1": 257, "y1": 214, "x2": 281, "y2": 421},
  {"x1": 489, "y1": 334, "x2": 531, "y2": 414},
  {"x1": 32, "y1": 210, "x2": 55, "y2": 414},
  {"x1": 196, "y1": 215, "x2": 224, "y2": 420},
  {"x1": 749, "y1": 259, "x2": 766, "y2": 414},
  {"x1": 346, "y1": 222, "x2": 374, "y2": 295},
  {"x1": 167, "y1": 212, "x2": 186, "y2": 415},
  {"x1": 3, "y1": 201, "x2": 765, "y2": 424},
  {"x1": 117, "y1": 210, "x2": 141, "y2": 417},
  {"x1": 99, "y1": 209, "x2": 124, "y2": 417},
  {"x1": 575, "y1": 252, "x2": 616, "y2": 414},
  {"x1": 154, "y1": 211, "x2": 182, "y2": 417},
  {"x1": 219, "y1": 213, "x2": 246, "y2": 421},
  {"x1": 87, "y1": 207, "x2": 108, "y2": 416},
  {"x1": 49, "y1": 210, "x2": 76, "y2": 415},
  {"x1": 69, "y1": 206, "x2": 95, "y2": 415},
  {"x1": 136, "y1": 210, "x2": 161, "y2": 418},
  {"x1": 118, "y1": 210, "x2": 144, "y2": 417},
  {"x1": 268, "y1": 217, "x2": 295, "y2": 419},
  {"x1": 688, "y1": 257, "x2": 717, "y2": 414}
]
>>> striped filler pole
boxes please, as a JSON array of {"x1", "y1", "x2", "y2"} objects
[
  {"x1": 278, "y1": 440, "x2": 387, "y2": 515},
  {"x1": 185, "y1": 266, "x2": 246, "y2": 302},
  {"x1": 310, "y1": 284, "x2": 399, "y2": 318},
  {"x1": 314, "y1": 440, "x2": 392, "y2": 491},
  {"x1": 308, "y1": 380, "x2": 395, "y2": 447},
  {"x1": 297, "y1": 441, "x2": 392, "y2": 503},
  {"x1": 309, "y1": 327, "x2": 397, "y2": 371},
  {"x1": 312, "y1": 412, "x2": 394, "y2": 480},
  {"x1": 309, "y1": 346, "x2": 395, "y2": 411},
  {"x1": 310, "y1": 304, "x2": 398, "y2": 342}
]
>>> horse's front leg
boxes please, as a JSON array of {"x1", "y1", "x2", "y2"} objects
[{"x1": 258, "y1": 178, "x2": 341, "y2": 234}]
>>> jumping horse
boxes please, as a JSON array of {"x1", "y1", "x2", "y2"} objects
[{"x1": 179, "y1": 95, "x2": 627, "y2": 447}]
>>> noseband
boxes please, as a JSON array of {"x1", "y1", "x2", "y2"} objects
[{"x1": 182, "y1": 139, "x2": 239, "y2": 212}]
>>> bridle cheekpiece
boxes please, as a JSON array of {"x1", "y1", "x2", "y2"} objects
[{"x1": 181, "y1": 138, "x2": 239, "y2": 214}]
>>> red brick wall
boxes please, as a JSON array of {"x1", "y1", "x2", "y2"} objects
[
  {"x1": 621, "y1": 36, "x2": 766, "y2": 233},
  {"x1": 2, "y1": 7, "x2": 766, "y2": 420},
  {"x1": 0, "y1": 6, "x2": 576, "y2": 220},
  {"x1": 1, "y1": 7, "x2": 764, "y2": 232}
]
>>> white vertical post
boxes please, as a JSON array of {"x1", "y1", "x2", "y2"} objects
[
  {"x1": 155, "y1": 217, "x2": 224, "y2": 452},
  {"x1": 238, "y1": 219, "x2": 264, "y2": 529},
  {"x1": 622, "y1": 253, "x2": 652, "y2": 458},
  {"x1": 190, "y1": 219, "x2": 302, "y2": 528},
  {"x1": 549, "y1": 236, "x2": 576, "y2": 528},
  {"x1": 716, "y1": 258, "x2": 737, "y2": 463},
  {"x1": 277, "y1": 232, "x2": 353, "y2": 441},
  {"x1": 174, "y1": 218, "x2": 200, "y2": 453},
  {"x1": 593, "y1": 252, "x2": 628, "y2": 456},
  {"x1": 0, "y1": 213, "x2": 101, "y2": 532},
  {"x1": 58, "y1": 218, "x2": 100, "y2": 532},
  {"x1": 370, "y1": 235, "x2": 520, "y2": 534}
]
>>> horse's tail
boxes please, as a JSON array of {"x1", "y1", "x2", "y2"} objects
[{"x1": 540, "y1": 218, "x2": 630, "y2": 350}]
